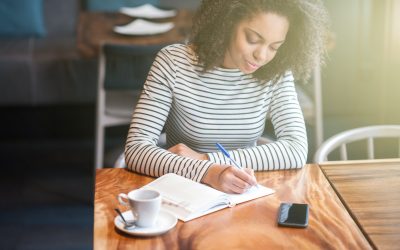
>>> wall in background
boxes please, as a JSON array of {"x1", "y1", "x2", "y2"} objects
[
  {"x1": 378, "y1": 0, "x2": 400, "y2": 124},
  {"x1": 321, "y1": 0, "x2": 400, "y2": 159}
]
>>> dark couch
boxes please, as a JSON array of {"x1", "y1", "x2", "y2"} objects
[
  {"x1": 0, "y1": 0, "x2": 199, "y2": 106},
  {"x1": 0, "y1": 0, "x2": 97, "y2": 106}
]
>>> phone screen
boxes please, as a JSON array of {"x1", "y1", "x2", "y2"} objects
[{"x1": 277, "y1": 203, "x2": 309, "y2": 228}]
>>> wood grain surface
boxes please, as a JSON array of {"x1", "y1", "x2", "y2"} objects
[
  {"x1": 321, "y1": 160, "x2": 400, "y2": 250},
  {"x1": 77, "y1": 10, "x2": 193, "y2": 58},
  {"x1": 94, "y1": 165, "x2": 371, "y2": 250}
]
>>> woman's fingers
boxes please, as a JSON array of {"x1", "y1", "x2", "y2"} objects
[
  {"x1": 233, "y1": 167, "x2": 258, "y2": 186},
  {"x1": 219, "y1": 166, "x2": 256, "y2": 193},
  {"x1": 201, "y1": 164, "x2": 257, "y2": 194},
  {"x1": 244, "y1": 168, "x2": 258, "y2": 186}
]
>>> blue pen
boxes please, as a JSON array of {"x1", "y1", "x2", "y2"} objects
[
  {"x1": 216, "y1": 143, "x2": 259, "y2": 189},
  {"x1": 215, "y1": 143, "x2": 243, "y2": 169}
]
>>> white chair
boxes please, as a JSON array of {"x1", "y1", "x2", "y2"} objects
[
  {"x1": 95, "y1": 43, "x2": 166, "y2": 169},
  {"x1": 313, "y1": 125, "x2": 400, "y2": 163}
]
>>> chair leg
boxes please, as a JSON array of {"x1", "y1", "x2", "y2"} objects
[
  {"x1": 95, "y1": 125, "x2": 105, "y2": 169},
  {"x1": 367, "y1": 137, "x2": 374, "y2": 159},
  {"x1": 95, "y1": 48, "x2": 106, "y2": 169}
]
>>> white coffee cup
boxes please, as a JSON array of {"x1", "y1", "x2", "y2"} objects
[{"x1": 118, "y1": 189, "x2": 161, "y2": 228}]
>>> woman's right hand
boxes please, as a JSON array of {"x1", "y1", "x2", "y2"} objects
[{"x1": 201, "y1": 164, "x2": 257, "y2": 194}]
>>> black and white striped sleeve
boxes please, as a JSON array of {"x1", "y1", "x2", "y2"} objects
[
  {"x1": 207, "y1": 73, "x2": 308, "y2": 170},
  {"x1": 124, "y1": 48, "x2": 213, "y2": 182}
]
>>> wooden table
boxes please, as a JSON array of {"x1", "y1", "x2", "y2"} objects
[
  {"x1": 94, "y1": 164, "x2": 371, "y2": 249},
  {"x1": 320, "y1": 159, "x2": 400, "y2": 250},
  {"x1": 77, "y1": 10, "x2": 193, "y2": 58}
]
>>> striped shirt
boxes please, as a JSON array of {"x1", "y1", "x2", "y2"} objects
[{"x1": 125, "y1": 44, "x2": 308, "y2": 182}]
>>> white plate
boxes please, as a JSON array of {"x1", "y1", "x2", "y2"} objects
[
  {"x1": 120, "y1": 4, "x2": 177, "y2": 19},
  {"x1": 113, "y1": 19, "x2": 174, "y2": 36},
  {"x1": 114, "y1": 210, "x2": 177, "y2": 237}
]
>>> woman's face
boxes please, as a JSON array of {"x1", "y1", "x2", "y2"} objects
[{"x1": 223, "y1": 12, "x2": 289, "y2": 74}]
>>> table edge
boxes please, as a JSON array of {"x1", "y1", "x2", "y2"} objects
[{"x1": 318, "y1": 158, "x2": 400, "y2": 166}]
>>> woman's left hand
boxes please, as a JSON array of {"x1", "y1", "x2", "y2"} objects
[{"x1": 167, "y1": 143, "x2": 208, "y2": 160}]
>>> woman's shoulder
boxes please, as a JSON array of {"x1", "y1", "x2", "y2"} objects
[
  {"x1": 276, "y1": 71, "x2": 295, "y2": 85},
  {"x1": 159, "y1": 43, "x2": 198, "y2": 62},
  {"x1": 268, "y1": 71, "x2": 296, "y2": 92}
]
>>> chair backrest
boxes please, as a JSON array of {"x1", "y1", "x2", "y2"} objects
[
  {"x1": 314, "y1": 125, "x2": 400, "y2": 163},
  {"x1": 95, "y1": 43, "x2": 169, "y2": 169},
  {"x1": 98, "y1": 43, "x2": 167, "y2": 91}
]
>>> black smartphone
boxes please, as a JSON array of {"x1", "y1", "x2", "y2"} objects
[{"x1": 277, "y1": 203, "x2": 309, "y2": 228}]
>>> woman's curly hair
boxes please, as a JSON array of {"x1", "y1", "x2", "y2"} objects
[{"x1": 189, "y1": 0, "x2": 330, "y2": 83}]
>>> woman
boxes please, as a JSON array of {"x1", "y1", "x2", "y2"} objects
[{"x1": 125, "y1": 0, "x2": 329, "y2": 193}]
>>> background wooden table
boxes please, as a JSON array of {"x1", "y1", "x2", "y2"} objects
[
  {"x1": 77, "y1": 10, "x2": 193, "y2": 58},
  {"x1": 321, "y1": 159, "x2": 400, "y2": 250},
  {"x1": 94, "y1": 164, "x2": 371, "y2": 250}
]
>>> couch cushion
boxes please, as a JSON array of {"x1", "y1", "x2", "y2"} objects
[
  {"x1": 43, "y1": 0, "x2": 79, "y2": 38},
  {"x1": 86, "y1": 0, "x2": 160, "y2": 11},
  {"x1": 0, "y1": 0, "x2": 46, "y2": 38},
  {"x1": 0, "y1": 60, "x2": 33, "y2": 105}
]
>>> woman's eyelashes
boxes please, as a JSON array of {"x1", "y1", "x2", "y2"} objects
[
  {"x1": 270, "y1": 45, "x2": 280, "y2": 51},
  {"x1": 245, "y1": 32, "x2": 260, "y2": 44},
  {"x1": 270, "y1": 42, "x2": 284, "y2": 52},
  {"x1": 245, "y1": 33, "x2": 281, "y2": 51}
]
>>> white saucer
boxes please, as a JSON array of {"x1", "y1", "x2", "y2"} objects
[
  {"x1": 113, "y1": 19, "x2": 174, "y2": 36},
  {"x1": 120, "y1": 4, "x2": 177, "y2": 19},
  {"x1": 114, "y1": 210, "x2": 177, "y2": 236}
]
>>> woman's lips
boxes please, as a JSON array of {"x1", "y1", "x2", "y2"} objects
[{"x1": 246, "y1": 60, "x2": 259, "y2": 70}]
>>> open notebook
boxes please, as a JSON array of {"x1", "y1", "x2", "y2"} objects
[{"x1": 140, "y1": 173, "x2": 275, "y2": 222}]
